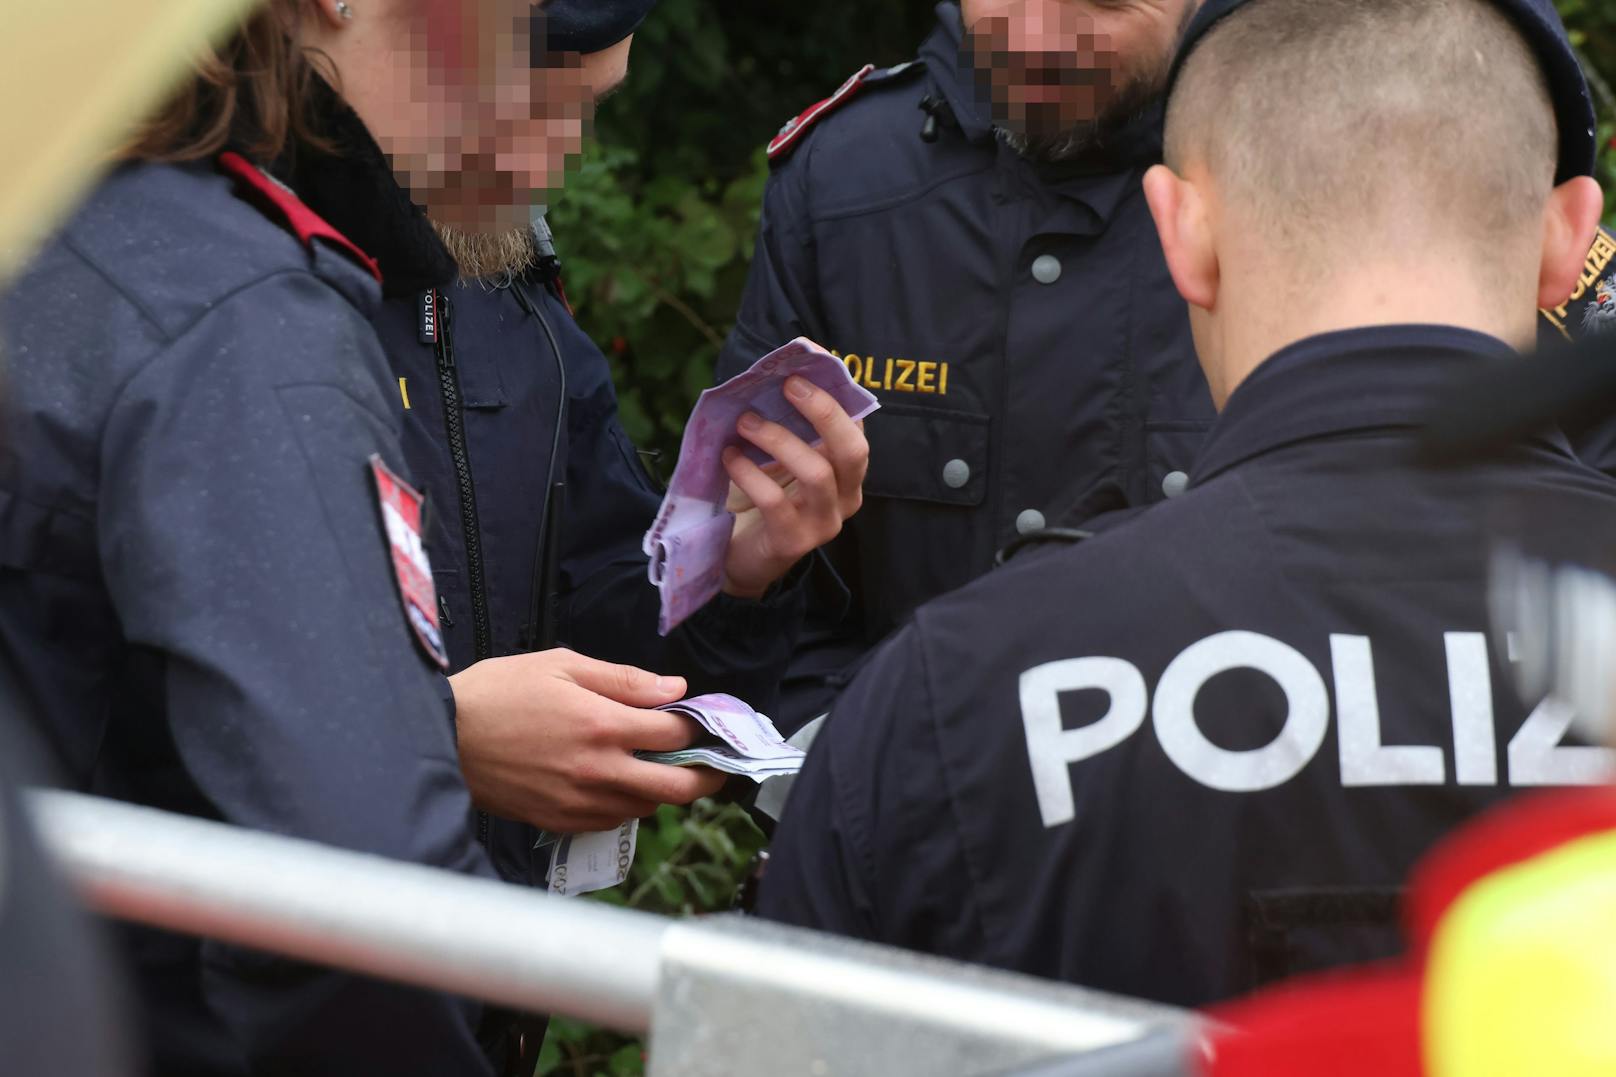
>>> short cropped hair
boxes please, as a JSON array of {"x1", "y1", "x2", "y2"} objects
[{"x1": 1165, "y1": 0, "x2": 1557, "y2": 268}]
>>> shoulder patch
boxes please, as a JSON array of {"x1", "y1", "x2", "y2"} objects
[
  {"x1": 217, "y1": 151, "x2": 383, "y2": 285},
  {"x1": 767, "y1": 61, "x2": 926, "y2": 165}
]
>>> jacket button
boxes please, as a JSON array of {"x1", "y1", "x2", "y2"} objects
[
  {"x1": 1031, "y1": 254, "x2": 1063, "y2": 285},
  {"x1": 1162, "y1": 470, "x2": 1190, "y2": 498},
  {"x1": 942, "y1": 458, "x2": 971, "y2": 489},
  {"x1": 1016, "y1": 509, "x2": 1046, "y2": 534}
]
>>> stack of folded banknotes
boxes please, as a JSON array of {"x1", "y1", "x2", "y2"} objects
[
  {"x1": 549, "y1": 693, "x2": 802, "y2": 896},
  {"x1": 639, "y1": 692, "x2": 805, "y2": 780}
]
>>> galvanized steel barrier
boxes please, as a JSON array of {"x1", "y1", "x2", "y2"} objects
[{"x1": 27, "y1": 790, "x2": 1201, "y2": 1077}]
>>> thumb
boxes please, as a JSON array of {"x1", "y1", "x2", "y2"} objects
[{"x1": 562, "y1": 653, "x2": 686, "y2": 706}]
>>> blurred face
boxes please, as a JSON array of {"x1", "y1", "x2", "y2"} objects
[
  {"x1": 961, "y1": 0, "x2": 1195, "y2": 160},
  {"x1": 310, "y1": 1, "x2": 630, "y2": 235}
]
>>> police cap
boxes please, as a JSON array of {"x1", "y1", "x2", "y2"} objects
[
  {"x1": 1167, "y1": 0, "x2": 1597, "y2": 184},
  {"x1": 535, "y1": 0, "x2": 659, "y2": 56}
]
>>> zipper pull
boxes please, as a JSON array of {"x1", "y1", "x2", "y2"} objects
[{"x1": 438, "y1": 594, "x2": 455, "y2": 628}]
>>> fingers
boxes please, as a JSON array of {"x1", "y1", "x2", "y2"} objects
[
  {"x1": 618, "y1": 711, "x2": 705, "y2": 753},
  {"x1": 616, "y1": 758, "x2": 728, "y2": 805},
  {"x1": 784, "y1": 376, "x2": 869, "y2": 511},
  {"x1": 554, "y1": 649, "x2": 686, "y2": 706}
]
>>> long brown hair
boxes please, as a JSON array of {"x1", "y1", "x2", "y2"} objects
[{"x1": 124, "y1": 0, "x2": 338, "y2": 164}]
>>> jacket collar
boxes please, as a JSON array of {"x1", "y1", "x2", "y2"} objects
[
  {"x1": 1190, "y1": 325, "x2": 1576, "y2": 485},
  {"x1": 272, "y1": 79, "x2": 460, "y2": 298}
]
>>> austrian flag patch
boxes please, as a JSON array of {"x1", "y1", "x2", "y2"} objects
[{"x1": 369, "y1": 455, "x2": 449, "y2": 669}]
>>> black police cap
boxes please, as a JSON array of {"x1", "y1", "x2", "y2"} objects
[
  {"x1": 534, "y1": 0, "x2": 659, "y2": 56},
  {"x1": 1167, "y1": 0, "x2": 1597, "y2": 185}
]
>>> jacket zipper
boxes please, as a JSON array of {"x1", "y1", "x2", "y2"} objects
[{"x1": 432, "y1": 290, "x2": 494, "y2": 845}]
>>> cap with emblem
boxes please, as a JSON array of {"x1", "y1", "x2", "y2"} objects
[
  {"x1": 1167, "y1": 0, "x2": 1596, "y2": 184},
  {"x1": 534, "y1": 0, "x2": 659, "y2": 57}
]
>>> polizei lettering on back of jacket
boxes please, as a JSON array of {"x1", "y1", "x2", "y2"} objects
[{"x1": 1021, "y1": 629, "x2": 1615, "y2": 828}]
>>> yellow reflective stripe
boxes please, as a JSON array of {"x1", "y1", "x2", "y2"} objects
[{"x1": 1425, "y1": 829, "x2": 1616, "y2": 1077}]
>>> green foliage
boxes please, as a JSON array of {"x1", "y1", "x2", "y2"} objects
[{"x1": 536, "y1": 799, "x2": 766, "y2": 1076}]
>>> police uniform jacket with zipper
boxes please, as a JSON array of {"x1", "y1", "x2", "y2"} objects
[
  {"x1": 0, "y1": 159, "x2": 496, "y2": 1076},
  {"x1": 281, "y1": 89, "x2": 808, "y2": 886},
  {"x1": 717, "y1": 2, "x2": 1216, "y2": 728},
  {"x1": 758, "y1": 326, "x2": 1616, "y2": 1008}
]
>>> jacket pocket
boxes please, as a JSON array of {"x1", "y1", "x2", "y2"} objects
[{"x1": 864, "y1": 402, "x2": 990, "y2": 508}]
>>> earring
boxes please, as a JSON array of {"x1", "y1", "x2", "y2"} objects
[{"x1": 335, "y1": 1, "x2": 354, "y2": 19}]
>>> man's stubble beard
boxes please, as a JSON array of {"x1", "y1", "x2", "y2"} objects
[
  {"x1": 995, "y1": 61, "x2": 1168, "y2": 164},
  {"x1": 433, "y1": 221, "x2": 540, "y2": 282}
]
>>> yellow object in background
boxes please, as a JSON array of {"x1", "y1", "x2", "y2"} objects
[
  {"x1": 0, "y1": 0, "x2": 261, "y2": 283},
  {"x1": 1424, "y1": 829, "x2": 1616, "y2": 1077}
]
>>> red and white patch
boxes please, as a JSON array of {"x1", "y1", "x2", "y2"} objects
[
  {"x1": 369, "y1": 455, "x2": 449, "y2": 669},
  {"x1": 767, "y1": 64, "x2": 877, "y2": 161}
]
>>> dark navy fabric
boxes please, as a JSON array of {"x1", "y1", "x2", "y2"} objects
[
  {"x1": 718, "y1": 3, "x2": 1216, "y2": 730},
  {"x1": 536, "y1": 0, "x2": 658, "y2": 56},
  {"x1": 279, "y1": 92, "x2": 806, "y2": 892},
  {"x1": 0, "y1": 160, "x2": 495, "y2": 1075},
  {"x1": 759, "y1": 326, "x2": 1616, "y2": 1008}
]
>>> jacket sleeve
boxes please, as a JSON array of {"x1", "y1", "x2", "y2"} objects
[
  {"x1": 717, "y1": 160, "x2": 869, "y2": 734},
  {"x1": 756, "y1": 624, "x2": 981, "y2": 957},
  {"x1": 1542, "y1": 225, "x2": 1616, "y2": 477},
  {"x1": 553, "y1": 310, "x2": 806, "y2": 715},
  {"x1": 97, "y1": 272, "x2": 495, "y2": 1076}
]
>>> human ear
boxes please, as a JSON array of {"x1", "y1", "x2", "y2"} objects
[
  {"x1": 312, "y1": 0, "x2": 355, "y2": 31},
  {"x1": 1538, "y1": 176, "x2": 1606, "y2": 310},
  {"x1": 1143, "y1": 163, "x2": 1218, "y2": 313}
]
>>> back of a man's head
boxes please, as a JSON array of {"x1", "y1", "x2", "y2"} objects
[{"x1": 1167, "y1": 0, "x2": 1555, "y2": 283}]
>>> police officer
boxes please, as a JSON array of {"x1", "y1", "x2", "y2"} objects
[
  {"x1": 722, "y1": 0, "x2": 1616, "y2": 737},
  {"x1": 759, "y1": 0, "x2": 1616, "y2": 1008},
  {"x1": 719, "y1": 0, "x2": 1215, "y2": 729},
  {"x1": 0, "y1": 0, "x2": 504, "y2": 1071},
  {"x1": 287, "y1": 0, "x2": 868, "y2": 861}
]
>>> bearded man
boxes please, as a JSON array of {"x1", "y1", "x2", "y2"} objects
[{"x1": 717, "y1": 0, "x2": 1216, "y2": 736}]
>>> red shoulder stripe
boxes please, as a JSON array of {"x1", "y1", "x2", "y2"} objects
[
  {"x1": 218, "y1": 151, "x2": 383, "y2": 285},
  {"x1": 767, "y1": 64, "x2": 877, "y2": 162},
  {"x1": 1405, "y1": 788, "x2": 1616, "y2": 954}
]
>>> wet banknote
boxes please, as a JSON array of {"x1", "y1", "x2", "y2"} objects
[
  {"x1": 548, "y1": 818, "x2": 638, "y2": 898},
  {"x1": 643, "y1": 338, "x2": 880, "y2": 634}
]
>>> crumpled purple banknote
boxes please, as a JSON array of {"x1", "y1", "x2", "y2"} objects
[{"x1": 643, "y1": 338, "x2": 880, "y2": 634}]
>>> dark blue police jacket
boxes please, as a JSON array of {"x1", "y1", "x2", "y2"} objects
[
  {"x1": 758, "y1": 326, "x2": 1616, "y2": 1008},
  {"x1": 282, "y1": 91, "x2": 807, "y2": 888},
  {"x1": 720, "y1": 2, "x2": 1616, "y2": 733},
  {"x1": 0, "y1": 160, "x2": 497, "y2": 1074}
]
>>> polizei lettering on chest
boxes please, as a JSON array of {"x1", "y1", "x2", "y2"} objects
[
  {"x1": 1020, "y1": 630, "x2": 1616, "y2": 828},
  {"x1": 833, "y1": 350, "x2": 949, "y2": 396}
]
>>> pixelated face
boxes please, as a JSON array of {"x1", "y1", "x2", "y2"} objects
[
  {"x1": 962, "y1": 0, "x2": 1194, "y2": 153},
  {"x1": 365, "y1": 1, "x2": 623, "y2": 234}
]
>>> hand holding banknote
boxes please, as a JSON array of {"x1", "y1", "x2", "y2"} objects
[
  {"x1": 451, "y1": 649, "x2": 725, "y2": 833},
  {"x1": 718, "y1": 371, "x2": 871, "y2": 600},
  {"x1": 644, "y1": 339, "x2": 880, "y2": 633}
]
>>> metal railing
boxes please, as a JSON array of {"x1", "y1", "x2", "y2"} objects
[{"x1": 27, "y1": 790, "x2": 1201, "y2": 1077}]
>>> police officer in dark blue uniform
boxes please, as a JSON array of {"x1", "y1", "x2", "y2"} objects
[
  {"x1": 758, "y1": 0, "x2": 1616, "y2": 1008},
  {"x1": 285, "y1": 3, "x2": 870, "y2": 1071},
  {"x1": 718, "y1": 0, "x2": 1215, "y2": 730},
  {"x1": 0, "y1": 3, "x2": 500, "y2": 1071},
  {"x1": 721, "y1": 0, "x2": 1616, "y2": 738}
]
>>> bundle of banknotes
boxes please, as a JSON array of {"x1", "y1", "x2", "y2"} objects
[
  {"x1": 637, "y1": 692, "x2": 806, "y2": 780},
  {"x1": 549, "y1": 694, "x2": 803, "y2": 896},
  {"x1": 642, "y1": 337, "x2": 881, "y2": 635}
]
